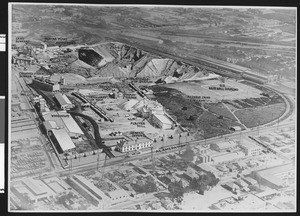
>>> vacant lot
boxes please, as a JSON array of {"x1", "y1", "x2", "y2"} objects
[
  {"x1": 234, "y1": 103, "x2": 286, "y2": 128},
  {"x1": 207, "y1": 102, "x2": 237, "y2": 121},
  {"x1": 196, "y1": 111, "x2": 244, "y2": 139},
  {"x1": 164, "y1": 79, "x2": 262, "y2": 101},
  {"x1": 150, "y1": 85, "x2": 245, "y2": 138}
]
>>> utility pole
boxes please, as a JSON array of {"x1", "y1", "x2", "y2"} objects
[{"x1": 178, "y1": 133, "x2": 181, "y2": 154}]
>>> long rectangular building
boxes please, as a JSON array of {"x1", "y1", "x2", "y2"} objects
[
  {"x1": 151, "y1": 113, "x2": 173, "y2": 130},
  {"x1": 43, "y1": 111, "x2": 83, "y2": 135},
  {"x1": 53, "y1": 93, "x2": 74, "y2": 110},
  {"x1": 66, "y1": 175, "x2": 110, "y2": 208},
  {"x1": 50, "y1": 128, "x2": 76, "y2": 153}
]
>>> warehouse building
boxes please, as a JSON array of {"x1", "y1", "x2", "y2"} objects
[
  {"x1": 53, "y1": 93, "x2": 74, "y2": 110},
  {"x1": 150, "y1": 113, "x2": 174, "y2": 130},
  {"x1": 241, "y1": 176, "x2": 258, "y2": 186},
  {"x1": 251, "y1": 163, "x2": 294, "y2": 189},
  {"x1": 66, "y1": 175, "x2": 110, "y2": 208},
  {"x1": 48, "y1": 128, "x2": 76, "y2": 153},
  {"x1": 42, "y1": 111, "x2": 83, "y2": 136},
  {"x1": 239, "y1": 139, "x2": 262, "y2": 156},
  {"x1": 211, "y1": 151, "x2": 245, "y2": 164},
  {"x1": 210, "y1": 141, "x2": 237, "y2": 152},
  {"x1": 32, "y1": 76, "x2": 60, "y2": 92},
  {"x1": 12, "y1": 178, "x2": 56, "y2": 203}
]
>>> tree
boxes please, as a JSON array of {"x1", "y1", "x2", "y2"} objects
[{"x1": 168, "y1": 181, "x2": 184, "y2": 204}]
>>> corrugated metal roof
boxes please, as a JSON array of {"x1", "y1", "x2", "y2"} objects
[{"x1": 51, "y1": 128, "x2": 75, "y2": 152}]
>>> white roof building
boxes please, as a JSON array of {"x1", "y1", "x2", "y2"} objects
[
  {"x1": 43, "y1": 111, "x2": 83, "y2": 135},
  {"x1": 211, "y1": 141, "x2": 237, "y2": 151},
  {"x1": 54, "y1": 93, "x2": 73, "y2": 110},
  {"x1": 51, "y1": 128, "x2": 76, "y2": 152},
  {"x1": 211, "y1": 151, "x2": 245, "y2": 164}
]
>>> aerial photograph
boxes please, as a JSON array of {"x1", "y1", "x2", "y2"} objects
[{"x1": 8, "y1": 3, "x2": 296, "y2": 212}]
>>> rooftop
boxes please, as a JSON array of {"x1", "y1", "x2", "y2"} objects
[
  {"x1": 240, "y1": 139, "x2": 262, "y2": 149},
  {"x1": 152, "y1": 114, "x2": 173, "y2": 125},
  {"x1": 51, "y1": 128, "x2": 76, "y2": 152},
  {"x1": 54, "y1": 93, "x2": 71, "y2": 106},
  {"x1": 212, "y1": 141, "x2": 237, "y2": 150},
  {"x1": 43, "y1": 111, "x2": 83, "y2": 135}
]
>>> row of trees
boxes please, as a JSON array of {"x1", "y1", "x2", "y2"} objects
[{"x1": 168, "y1": 171, "x2": 219, "y2": 204}]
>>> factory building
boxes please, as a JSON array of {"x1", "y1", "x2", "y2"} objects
[
  {"x1": 211, "y1": 151, "x2": 245, "y2": 164},
  {"x1": 210, "y1": 141, "x2": 237, "y2": 152},
  {"x1": 150, "y1": 113, "x2": 174, "y2": 130},
  {"x1": 115, "y1": 137, "x2": 153, "y2": 153},
  {"x1": 32, "y1": 76, "x2": 60, "y2": 92},
  {"x1": 241, "y1": 176, "x2": 258, "y2": 186},
  {"x1": 48, "y1": 128, "x2": 76, "y2": 153},
  {"x1": 43, "y1": 177, "x2": 72, "y2": 194},
  {"x1": 42, "y1": 110, "x2": 84, "y2": 137},
  {"x1": 239, "y1": 140, "x2": 262, "y2": 156},
  {"x1": 12, "y1": 178, "x2": 56, "y2": 203},
  {"x1": 66, "y1": 175, "x2": 110, "y2": 208},
  {"x1": 53, "y1": 93, "x2": 74, "y2": 110},
  {"x1": 251, "y1": 163, "x2": 294, "y2": 189}
]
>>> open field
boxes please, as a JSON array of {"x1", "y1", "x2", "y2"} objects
[
  {"x1": 149, "y1": 84, "x2": 246, "y2": 138},
  {"x1": 164, "y1": 79, "x2": 262, "y2": 102},
  {"x1": 207, "y1": 102, "x2": 238, "y2": 121},
  {"x1": 234, "y1": 103, "x2": 286, "y2": 128},
  {"x1": 196, "y1": 111, "x2": 244, "y2": 139}
]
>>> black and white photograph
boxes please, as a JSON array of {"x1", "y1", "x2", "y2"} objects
[{"x1": 8, "y1": 3, "x2": 297, "y2": 212}]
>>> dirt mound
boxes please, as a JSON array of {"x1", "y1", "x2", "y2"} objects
[{"x1": 78, "y1": 47, "x2": 103, "y2": 67}]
